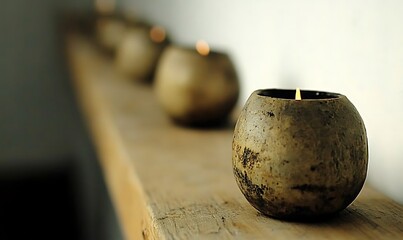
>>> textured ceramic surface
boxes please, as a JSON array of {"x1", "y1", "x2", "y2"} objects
[
  {"x1": 115, "y1": 25, "x2": 168, "y2": 81},
  {"x1": 232, "y1": 89, "x2": 368, "y2": 220},
  {"x1": 154, "y1": 46, "x2": 239, "y2": 126}
]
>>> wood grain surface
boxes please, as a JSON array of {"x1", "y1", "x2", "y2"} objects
[{"x1": 66, "y1": 34, "x2": 403, "y2": 240}]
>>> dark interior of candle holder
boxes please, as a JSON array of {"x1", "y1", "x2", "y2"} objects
[{"x1": 257, "y1": 89, "x2": 340, "y2": 99}]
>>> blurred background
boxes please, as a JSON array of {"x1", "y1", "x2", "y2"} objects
[
  {"x1": 0, "y1": 0, "x2": 122, "y2": 239},
  {"x1": 0, "y1": 0, "x2": 402, "y2": 239}
]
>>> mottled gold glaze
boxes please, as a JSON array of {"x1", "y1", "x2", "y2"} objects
[
  {"x1": 154, "y1": 46, "x2": 239, "y2": 126},
  {"x1": 232, "y1": 89, "x2": 368, "y2": 220}
]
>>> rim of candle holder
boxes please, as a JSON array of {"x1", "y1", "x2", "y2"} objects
[
  {"x1": 166, "y1": 45, "x2": 226, "y2": 57},
  {"x1": 256, "y1": 88, "x2": 343, "y2": 101}
]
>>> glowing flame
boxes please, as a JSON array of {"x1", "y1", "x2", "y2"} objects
[
  {"x1": 95, "y1": 0, "x2": 116, "y2": 14},
  {"x1": 149, "y1": 26, "x2": 166, "y2": 43},
  {"x1": 295, "y1": 88, "x2": 302, "y2": 100},
  {"x1": 196, "y1": 40, "x2": 210, "y2": 56}
]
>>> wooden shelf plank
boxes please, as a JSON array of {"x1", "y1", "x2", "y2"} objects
[{"x1": 66, "y1": 34, "x2": 403, "y2": 240}]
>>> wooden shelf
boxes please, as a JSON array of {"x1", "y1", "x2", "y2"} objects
[{"x1": 66, "y1": 34, "x2": 403, "y2": 240}]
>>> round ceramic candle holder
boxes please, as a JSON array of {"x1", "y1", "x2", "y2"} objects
[
  {"x1": 154, "y1": 45, "x2": 239, "y2": 126},
  {"x1": 95, "y1": 15, "x2": 128, "y2": 53},
  {"x1": 232, "y1": 89, "x2": 368, "y2": 220},
  {"x1": 115, "y1": 24, "x2": 169, "y2": 81}
]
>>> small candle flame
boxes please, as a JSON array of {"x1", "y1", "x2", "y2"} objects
[
  {"x1": 95, "y1": 0, "x2": 116, "y2": 14},
  {"x1": 149, "y1": 26, "x2": 166, "y2": 43},
  {"x1": 295, "y1": 88, "x2": 302, "y2": 100},
  {"x1": 196, "y1": 40, "x2": 210, "y2": 56}
]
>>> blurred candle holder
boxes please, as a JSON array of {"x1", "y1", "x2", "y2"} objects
[
  {"x1": 154, "y1": 40, "x2": 239, "y2": 126},
  {"x1": 94, "y1": 0, "x2": 139, "y2": 54},
  {"x1": 115, "y1": 24, "x2": 169, "y2": 81},
  {"x1": 95, "y1": 14, "x2": 129, "y2": 53},
  {"x1": 232, "y1": 88, "x2": 368, "y2": 220},
  {"x1": 94, "y1": 0, "x2": 116, "y2": 15}
]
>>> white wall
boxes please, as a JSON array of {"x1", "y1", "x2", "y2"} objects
[{"x1": 120, "y1": 0, "x2": 403, "y2": 203}]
